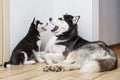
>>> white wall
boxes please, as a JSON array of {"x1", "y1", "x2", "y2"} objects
[
  {"x1": 10, "y1": 0, "x2": 99, "y2": 54},
  {"x1": 99, "y1": 0, "x2": 120, "y2": 45},
  {"x1": 92, "y1": 0, "x2": 99, "y2": 41},
  {"x1": 10, "y1": 0, "x2": 53, "y2": 54}
]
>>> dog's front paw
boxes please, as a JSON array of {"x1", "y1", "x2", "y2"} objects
[
  {"x1": 43, "y1": 65, "x2": 65, "y2": 72},
  {"x1": 43, "y1": 65, "x2": 50, "y2": 72},
  {"x1": 38, "y1": 58, "x2": 45, "y2": 63}
]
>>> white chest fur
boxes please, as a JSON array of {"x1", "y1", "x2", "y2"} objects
[
  {"x1": 32, "y1": 36, "x2": 45, "y2": 63},
  {"x1": 52, "y1": 44, "x2": 66, "y2": 53},
  {"x1": 37, "y1": 36, "x2": 42, "y2": 51},
  {"x1": 45, "y1": 36, "x2": 66, "y2": 53}
]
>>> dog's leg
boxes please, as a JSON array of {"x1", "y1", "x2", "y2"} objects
[
  {"x1": 44, "y1": 53, "x2": 65, "y2": 65},
  {"x1": 33, "y1": 50, "x2": 45, "y2": 63},
  {"x1": 37, "y1": 57, "x2": 45, "y2": 63},
  {"x1": 23, "y1": 52, "x2": 36, "y2": 65},
  {"x1": 44, "y1": 44, "x2": 49, "y2": 53},
  {"x1": 43, "y1": 63, "x2": 81, "y2": 72},
  {"x1": 61, "y1": 50, "x2": 80, "y2": 64},
  {"x1": 43, "y1": 51, "x2": 82, "y2": 72}
]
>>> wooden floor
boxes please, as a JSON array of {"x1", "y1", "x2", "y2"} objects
[
  {"x1": 0, "y1": 45, "x2": 120, "y2": 80},
  {"x1": 110, "y1": 44, "x2": 120, "y2": 58}
]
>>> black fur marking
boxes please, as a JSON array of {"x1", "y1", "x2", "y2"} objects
[{"x1": 58, "y1": 17, "x2": 63, "y2": 21}]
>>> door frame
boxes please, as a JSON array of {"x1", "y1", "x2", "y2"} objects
[
  {"x1": 1, "y1": 0, "x2": 10, "y2": 64},
  {"x1": 0, "y1": 0, "x2": 3, "y2": 65}
]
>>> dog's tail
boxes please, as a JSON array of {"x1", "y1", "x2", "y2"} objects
[
  {"x1": 98, "y1": 58, "x2": 118, "y2": 71},
  {"x1": 80, "y1": 58, "x2": 118, "y2": 73},
  {"x1": 4, "y1": 59, "x2": 13, "y2": 68}
]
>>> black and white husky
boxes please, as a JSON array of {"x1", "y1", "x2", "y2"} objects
[
  {"x1": 4, "y1": 18, "x2": 48, "y2": 68},
  {"x1": 43, "y1": 14, "x2": 118, "y2": 72}
]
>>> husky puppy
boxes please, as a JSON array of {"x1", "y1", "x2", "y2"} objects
[
  {"x1": 4, "y1": 18, "x2": 48, "y2": 68},
  {"x1": 43, "y1": 14, "x2": 118, "y2": 72}
]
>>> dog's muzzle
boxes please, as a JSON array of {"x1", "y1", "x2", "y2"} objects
[{"x1": 41, "y1": 23, "x2": 48, "y2": 31}]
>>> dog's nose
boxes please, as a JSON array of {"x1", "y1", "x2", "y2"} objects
[
  {"x1": 49, "y1": 18, "x2": 52, "y2": 21},
  {"x1": 46, "y1": 23, "x2": 48, "y2": 26}
]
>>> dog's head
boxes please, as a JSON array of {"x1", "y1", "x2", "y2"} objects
[
  {"x1": 30, "y1": 18, "x2": 48, "y2": 33},
  {"x1": 49, "y1": 14, "x2": 80, "y2": 36}
]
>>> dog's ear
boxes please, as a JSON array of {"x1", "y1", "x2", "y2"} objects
[
  {"x1": 72, "y1": 16, "x2": 80, "y2": 24},
  {"x1": 33, "y1": 17, "x2": 36, "y2": 25}
]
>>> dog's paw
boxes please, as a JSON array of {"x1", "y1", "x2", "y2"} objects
[
  {"x1": 43, "y1": 65, "x2": 65, "y2": 72},
  {"x1": 38, "y1": 58, "x2": 45, "y2": 63},
  {"x1": 43, "y1": 65, "x2": 51, "y2": 72}
]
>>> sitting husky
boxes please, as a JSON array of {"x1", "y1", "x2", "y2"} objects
[
  {"x1": 4, "y1": 18, "x2": 48, "y2": 68},
  {"x1": 43, "y1": 14, "x2": 118, "y2": 72}
]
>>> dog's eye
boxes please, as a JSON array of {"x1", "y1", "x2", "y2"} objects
[
  {"x1": 39, "y1": 22, "x2": 43, "y2": 25},
  {"x1": 36, "y1": 21, "x2": 43, "y2": 25},
  {"x1": 58, "y1": 18, "x2": 63, "y2": 21}
]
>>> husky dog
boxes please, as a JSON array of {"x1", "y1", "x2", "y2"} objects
[
  {"x1": 43, "y1": 14, "x2": 118, "y2": 72},
  {"x1": 4, "y1": 18, "x2": 48, "y2": 68}
]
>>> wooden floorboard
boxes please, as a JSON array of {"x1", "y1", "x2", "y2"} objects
[
  {"x1": 110, "y1": 43, "x2": 120, "y2": 58},
  {"x1": 0, "y1": 44, "x2": 120, "y2": 80},
  {"x1": 0, "y1": 59, "x2": 119, "y2": 80}
]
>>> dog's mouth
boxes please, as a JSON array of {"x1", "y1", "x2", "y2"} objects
[
  {"x1": 41, "y1": 23, "x2": 48, "y2": 31},
  {"x1": 41, "y1": 27, "x2": 47, "y2": 31},
  {"x1": 51, "y1": 26, "x2": 58, "y2": 32}
]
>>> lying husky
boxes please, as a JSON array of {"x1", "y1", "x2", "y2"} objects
[
  {"x1": 43, "y1": 14, "x2": 118, "y2": 72},
  {"x1": 4, "y1": 18, "x2": 48, "y2": 68}
]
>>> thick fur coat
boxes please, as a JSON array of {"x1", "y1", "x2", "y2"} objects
[
  {"x1": 43, "y1": 14, "x2": 118, "y2": 72},
  {"x1": 4, "y1": 18, "x2": 48, "y2": 68}
]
